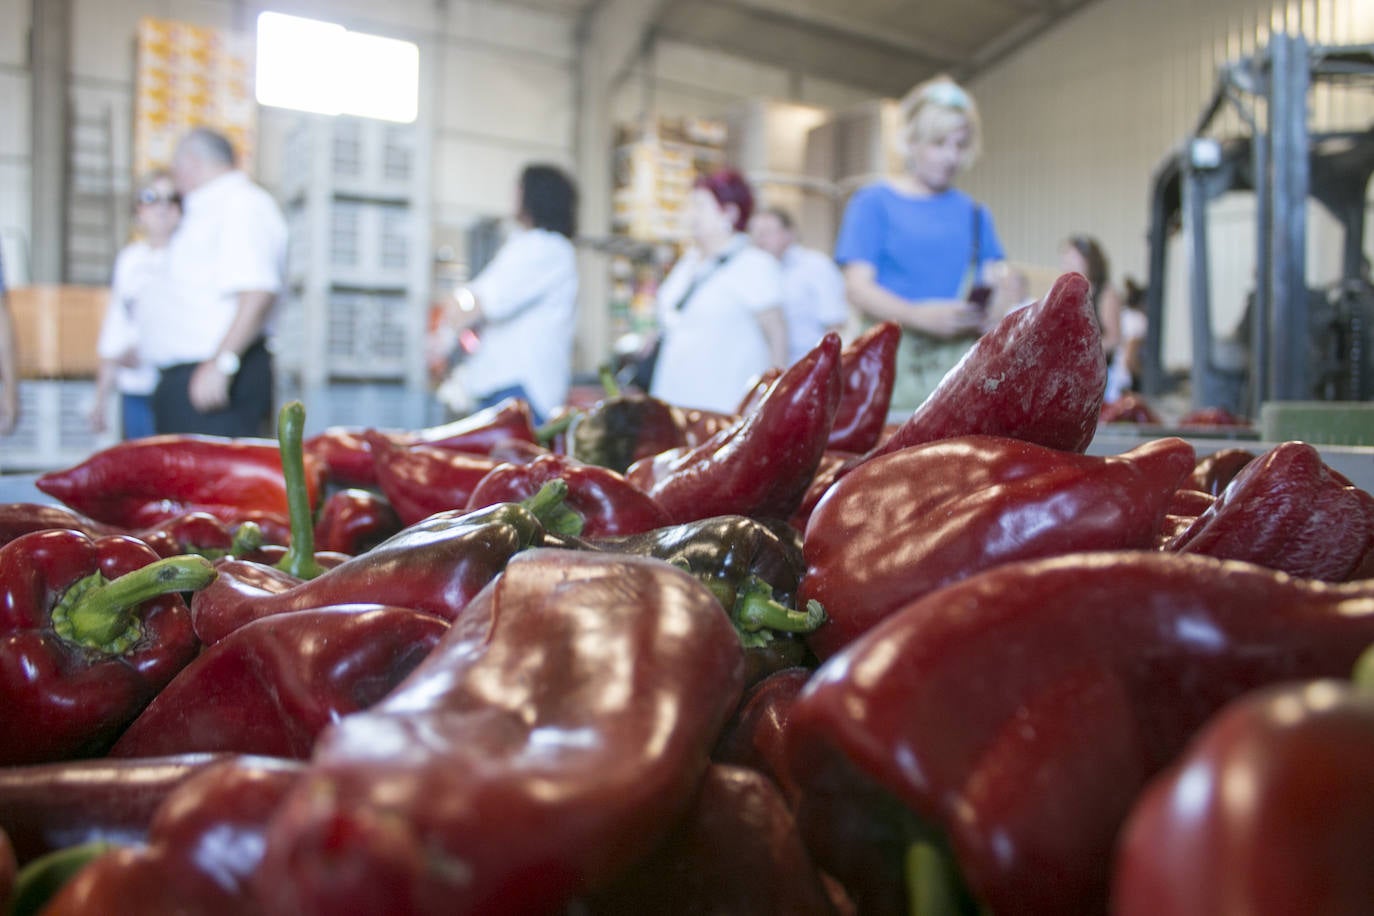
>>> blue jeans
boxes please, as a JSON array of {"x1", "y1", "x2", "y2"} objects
[{"x1": 121, "y1": 393, "x2": 156, "y2": 440}]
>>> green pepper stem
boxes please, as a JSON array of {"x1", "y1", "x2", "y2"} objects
[
  {"x1": 9, "y1": 841, "x2": 116, "y2": 916},
  {"x1": 273, "y1": 401, "x2": 327, "y2": 580},
  {"x1": 905, "y1": 841, "x2": 965, "y2": 916},
  {"x1": 598, "y1": 363, "x2": 622, "y2": 399},
  {"x1": 51, "y1": 555, "x2": 216, "y2": 655},
  {"x1": 735, "y1": 580, "x2": 826, "y2": 634},
  {"x1": 535, "y1": 411, "x2": 577, "y2": 445},
  {"x1": 230, "y1": 521, "x2": 264, "y2": 559},
  {"x1": 520, "y1": 479, "x2": 584, "y2": 538},
  {"x1": 1354, "y1": 644, "x2": 1374, "y2": 692}
]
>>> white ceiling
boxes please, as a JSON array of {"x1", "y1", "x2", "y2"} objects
[{"x1": 512, "y1": 0, "x2": 1103, "y2": 96}]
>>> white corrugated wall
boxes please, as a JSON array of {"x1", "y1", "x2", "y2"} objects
[{"x1": 964, "y1": 0, "x2": 1374, "y2": 370}]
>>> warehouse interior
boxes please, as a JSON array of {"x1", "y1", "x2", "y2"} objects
[{"x1": 1, "y1": 0, "x2": 1373, "y2": 469}]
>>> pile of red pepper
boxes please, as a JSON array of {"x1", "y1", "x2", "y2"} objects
[{"x1": 4, "y1": 271, "x2": 1374, "y2": 915}]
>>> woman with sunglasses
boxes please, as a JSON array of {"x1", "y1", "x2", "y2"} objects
[
  {"x1": 89, "y1": 171, "x2": 180, "y2": 438},
  {"x1": 835, "y1": 74, "x2": 1010, "y2": 412}
]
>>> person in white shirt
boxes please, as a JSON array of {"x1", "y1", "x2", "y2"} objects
[
  {"x1": 649, "y1": 169, "x2": 787, "y2": 413},
  {"x1": 433, "y1": 164, "x2": 578, "y2": 424},
  {"x1": 0, "y1": 248, "x2": 16, "y2": 436},
  {"x1": 141, "y1": 127, "x2": 287, "y2": 437},
  {"x1": 749, "y1": 205, "x2": 849, "y2": 364},
  {"x1": 89, "y1": 171, "x2": 179, "y2": 439}
]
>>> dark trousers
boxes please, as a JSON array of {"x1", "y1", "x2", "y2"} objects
[{"x1": 153, "y1": 338, "x2": 274, "y2": 438}]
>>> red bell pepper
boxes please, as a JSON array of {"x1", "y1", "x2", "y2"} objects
[
  {"x1": 1188, "y1": 446, "x2": 1256, "y2": 496},
  {"x1": 786, "y1": 550, "x2": 1374, "y2": 915},
  {"x1": 312, "y1": 488, "x2": 403, "y2": 555},
  {"x1": 110, "y1": 605, "x2": 448, "y2": 759},
  {"x1": 628, "y1": 333, "x2": 841, "y2": 524},
  {"x1": 713, "y1": 666, "x2": 812, "y2": 805},
  {"x1": 253, "y1": 549, "x2": 744, "y2": 914},
  {"x1": 466, "y1": 453, "x2": 670, "y2": 538},
  {"x1": 828, "y1": 320, "x2": 899, "y2": 454},
  {"x1": 34, "y1": 435, "x2": 324, "y2": 530},
  {"x1": 1112, "y1": 653, "x2": 1374, "y2": 916},
  {"x1": 190, "y1": 481, "x2": 576, "y2": 644},
  {"x1": 799, "y1": 435, "x2": 1195, "y2": 659},
  {"x1": 38, "y1": 756, "x2": 306, "y2": 916},
  {"x1": 1168, "y1": 440, "x2": 1374, "y2": 581},
  {"x1": 369, "y1": 432, "x2": 503, "y2": 526},
  {"x1": 0, "y1": 530, "x2": 215, "y2": 765}
]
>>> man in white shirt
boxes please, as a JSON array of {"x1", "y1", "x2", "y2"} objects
[
  {"x1": 749, "y1": 206, "x2": 849, "y2": 364},
  {"x1": 142, "y1": 128, "x2": 287, "y2": 437}
]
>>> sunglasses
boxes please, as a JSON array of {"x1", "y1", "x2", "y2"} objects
[{"x1": 138, "y1": 188, "x2": 181, "y2": 207}]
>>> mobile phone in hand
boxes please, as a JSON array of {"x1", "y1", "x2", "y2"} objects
[{"x1": 967, "y1": 284, "x2": 993, "y2": 311}]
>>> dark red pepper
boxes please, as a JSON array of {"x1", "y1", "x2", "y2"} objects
[
  {"x1": 713, "y1": 666, "x2": 812, "y2": 805},
  {"x1": 253, "y1": 549, "x2": 744, "y2": 914},
  {"x1": 680, "y1": 406, "x2": 738, "y2": 447},
  {"x1": 786, "y1": 550, "x2": 1374, "y2": 915},
  {"x1": 301, "y1": 427, "x2": 397, "y2": 488},
  {"x1": 1168, "y1": 440, "x2": 1374, "y2": 581},
  {"x1": 1178, "y1": 405, "x2": 1250, "y2": 428},
  {"x1": 1112, "y1": 659, "x2": 1374, "y2": 916},
  {"x1": 0, "y1": 504, "x2": 114, "y2": 547},
  {"x1": 627, "y1": 333, "x2": 841, "y2": 524},
  {"x1": 38, "y1": 756, "x2": 306, "y2": 916},
  {"x1": 34, "y1": 435, "x2": 324, "y2": 530},
  {"x1": 369, "y1": 432, "x2": 503, "y2": 526},
  {"x1": 466, "y1": 453, "x2": 669, "y2": 538},
  {"x1": 734, "y1": 367, "x2": 784, "y2": 416},
  {"x1": 412, "y1": 395, "x2": 538, "y2": 452},
  {"x1": 827, "y1": 320, "x2": 899, "y2": 454},
  {"x1": 1099, "y1": 391, "x2": 1161, "y2": 425},
  {"x1": 312, "y1": 488, "x2": 403, "y2": 555},
  {"x1": 799, "y1": 435, "x2": 1195, "y2": 659},
  {"x1": 566, "y1": 379, "x2": 689, "y2": 475},
  {"x1": 0, "y1": 530, "x2": 214, "y2": 764},
  {"x1": 1188, "y1": 446, "x2": 1257, "y2": 496},
  {"x1": 110, "y1": 605, "x2": 447, "y2": 759}
]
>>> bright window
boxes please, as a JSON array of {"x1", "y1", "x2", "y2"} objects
[{"x1": 255, "y1": 12, "x2": 418, "y2": 123}]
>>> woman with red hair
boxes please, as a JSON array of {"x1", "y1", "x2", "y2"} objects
[{"x1": 648, "y1": 168, "x2": 787, "y2": 412}]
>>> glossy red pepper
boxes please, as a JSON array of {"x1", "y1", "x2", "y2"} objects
[
  {"x1": 734, "y1": 366, "x2": 784, "y2": 416},
  {"x1": 254, "y1": 549, "x2": 744, "y2": 915},
  {"x1": 1112, "y1": 662, "x2": 1374, "y2": 916},
  {"x1": 39, "y1": 756, "x2": 306, "y2": 916},
  {"x1": 190, "y1": 482, "x2": 574, "y2": 644},
  {"x1": 110, "y1": 605, "x2": 448, "y2": 759},
  {"x1": 799, "y1": 435, "x2": 1195, "y2": 659},
  {"x1": 680, "y1": 406, "x2": 738, "y2": 446},
  {"x1": 1168, "y1": 440, "x2": 1374, "y2": 581},
  {"x1": 0, "y1": 754, "x2": 231, "y2": 864},
  {"x1": 466, "y1": 453, "x2": 670, "y2": 538},
  {"x1": 312, "y1": 488, "x2": 403, "y2": 555},
  {"x1": 828, "y1": 320, "x2": 900, "y2": 454},
  {"x1": 0, "y1": 530, "x2": 215, "y2": 765},
  {"x1": 713, "y1": 666, "x2": 812, "y2": 805},
  {"x1": 628, "y1": 333, "x2": 842, "y2": 524},
  {"x1": 574, "y1": 764, "x2": 839, "y2": 916},
  {"x1": 369, "y1": 433, "x2": 503, "y2": 526},
  {"x1": 301, "y1": 427, "x2": 396, "y2": 488},
  {"x1": 34, "y1": 435, "x2": 324, "y2": 529},
  {"x1": 412, "y1": 395, "x2": 538, "y2": 452},
  {"x1": 786, "y1": 550, "x2": 1374, "y2": 915},
  {"x1": 0, "y1": 504, "x2": 114, "y2": 547},
  {"x1": 1188, "y1": 446, "x2": 1257, "y2": 496},
  {"x1": 1156, "y1": 487, "x2": 1217, "y2": 547}
]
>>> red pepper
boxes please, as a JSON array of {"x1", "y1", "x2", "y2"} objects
[
  {"x1": 680, "y1": 406, "x2": 738, "y2": 446},
  {"x1": 713, "y1": 666, "x2": 812, "y2": 805},
  {"x1": 734, "y1": 366, "x2": 784, "y2": 415},
  {"x1": 566, "y1": 385, "x2": 690, "y2": 475},
  {"x1": 786, "y1": 550, "x2": 1374, "y2": 915},
  {"x1": 301, "y1": 427, "x2": 396, "y2": 488},
  {"x1": 0, "y1": 530, "x2": 215, "y2": 765},
  {"x1": 110, "y1": 605, "x2": 447, "y2": 759},
  {"x1": 628, "y1": 333, "x2": 842, "y2": 524},
  {"x1": 190, "y1": 481, "x2": 575, "y2": 644},
  {"x1": 575, "y1": 764, "x2": 839, "y2": 916},
  {"x1": 828, "y1": 320, "x2": 900, "y2": 454},
  {"x1": 1188, "y1": 446, "x2": 1256, "y2": 496},
  {"x1": 466, "y1": 453, "x2": 670, "y2": 538},
  {"x1": 413, "y1": 395, "x2": 538, "y2": 452},
  {"x1": 0, "y1": 754, "x2": 231, "y2": 864},
  {"x1": 799, "y1": 435, "x2": 1195, "y2": 659},
  {"x1": 38, "y1": 756, "x2": 306, "y2": 916},
  {"x1": 34, "y1": 435, "x2": 324, "y2": 529},
  {"x1": 0, "y1": 828, "x2": 12, "y2": 906},
  {"x1": 369, "y1": 432, "x2": 503, "y2": 526},
  {"x1": 1178, "y1": 405, "x2": 1250, "y2": 428},
  {"x1": 1168, "y1": 441, "x2": 1374, "y2": 581},
  {"x1": 871, "y1": 272, "x2": 1107, "y2": 459},
  {"x1": 1112, "y1": 659, "x2": 1374, "y2": 916},
  {"x1": 312, "y1": 488, "x2": 403, "y2": 555},
  {"x1": 1157, "y1": 487, "x2": 1217, "y2": 547},
  {"x1": 253, "y1": 549, "x2": 744, "y2": 914},
  {"x1": 1100, "y1": 391, "x2": 1161, "y2": 425},
  {"x1": 0, "y1": 504, "x2": 114, "y2": 547}
]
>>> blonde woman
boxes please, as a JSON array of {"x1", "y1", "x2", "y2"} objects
[{"x1": 835, "y1": 75, "x2": 1009, "y2": 411}]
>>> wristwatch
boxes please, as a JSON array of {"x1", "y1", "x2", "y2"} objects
[{"x1": 214, "y1": 351, "x2": 241, "y2": 376}]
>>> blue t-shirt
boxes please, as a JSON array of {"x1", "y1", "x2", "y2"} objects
[{"x1": 834, "y1": 183, "x2": 1005, "y2": 301}]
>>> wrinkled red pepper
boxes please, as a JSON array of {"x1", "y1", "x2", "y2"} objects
[
  {"x1": 1188, "y1": 446, "x2": 1256, "y2": 496},
  {"x1": 466, "y1": 453, "x2": 670, "y2": 538},
  {"x1": 110, "y1": 605, "x2": 448, "y2": 759},
  {"x1": 1168, "y1": 440, "x2": 1374, "y2": 581},
  {"x1": 0, "y1": 530, "x2": 215, "y2": 765},
  {"x1": 799, "y1": 435, "x2": 1195, "y2": 659},
  {"x1": 312, "y1": 488, "x2": 403, "y2": 555},
  {"x1": 34, "y1": 435, "x2": 324, "y2": 530},
  {"x1": 253, "y1": 549, "x2": 744, "y2": 915},
  {"x1": 39, "y1": 756, "x2": 305, "y2": 916},
  {"x1": 786, "y1": 550, "x2": 1374, "y2": 915},
  {"x1": 828, "y1": 320, "x2": 899, "y2": 454},
  {"x1": 368, "y1": 432, "x2": 503, "y2": 526},
  {"x1": 1112, "y1": 659, "x2": 1374, "y2": 916},
  {"x1": 628, "y1": 333, "x2": 841, "y2": 524}
]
